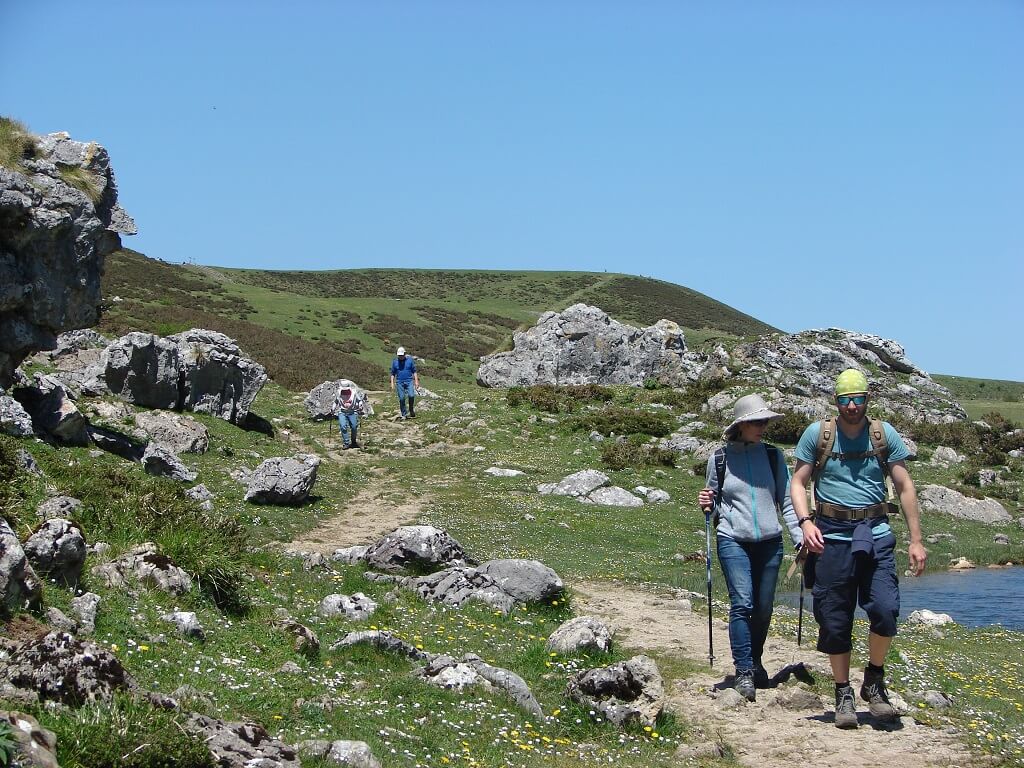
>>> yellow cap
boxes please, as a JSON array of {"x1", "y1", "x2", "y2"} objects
[{"x1": 835, "y1": 368, "x2": 869, "y2": 396}]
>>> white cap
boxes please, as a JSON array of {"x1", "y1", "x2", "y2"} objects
[{"x1": 397, "y1": 346, "x2": 406, "y2": 356}]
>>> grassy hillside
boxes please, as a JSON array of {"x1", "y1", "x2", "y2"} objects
[
  {"x1": 99, "y1": 250, "x2": 775, "y2": 390},
  {"x1": 934, "y1": 374, "x2": 1024, "y2": 423}
]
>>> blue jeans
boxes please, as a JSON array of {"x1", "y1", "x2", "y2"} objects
[
  {"x1": 396, "y1": 380, "x2": 415, "y2": 416},
  {"x1": 337, "y1": 412, "x2": 359, "y2": 447},
  {"x1": 716, "y1": 535, "x2": 783, "y2": 672}
]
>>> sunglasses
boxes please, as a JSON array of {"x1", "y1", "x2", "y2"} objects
[{"x1": 837, "y1": 395, "x2": 867, "y2": 406}]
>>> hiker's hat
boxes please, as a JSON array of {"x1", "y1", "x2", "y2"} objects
[
  {"x1": 397, "y1": 346, "x2": 406, "y2": 356},
  {"x1": 723, "y1": 394, "x2": 783, "y2": 440},
  {"x1": 835, "y1": 368, "x2": 869, "y2": 396}
]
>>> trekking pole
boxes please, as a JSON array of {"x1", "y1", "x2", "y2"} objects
[
  {"x1": 797, "y1": 573, "x2": 805, "y2": 647},
  {"x1": 702, "y1": 505, "x2": 715, "y2": 668}
]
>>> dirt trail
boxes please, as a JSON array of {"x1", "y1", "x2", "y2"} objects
[
  {"x1": 574, "y1": 581, "x2": 980, "y2": 768},
  {"x1": 285, "y1": 394, "x2": 446, "y2": 554}
]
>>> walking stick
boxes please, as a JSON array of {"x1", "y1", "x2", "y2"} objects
[
  {"x1": 797, "y1": 573, "x2": 805, "y2": 647},
  {"x1": 703, "y1": 506, "x2": 715, "y2": 668}
]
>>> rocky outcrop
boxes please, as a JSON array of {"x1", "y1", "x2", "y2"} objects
[
  {"x1": 566, "y1": 655, "x2": 665, "y2": 728},
  {"x1": 185, "y1": 714, "x2": 300, "y2": 768},
  {"x1": 141, "y1": 442, "x2": 197, "y2": 482},
  {"x1": 90, "y1": 542, "x2": 193, "y2": 595},
  {"x1": 134, "y1": 410, "x2": 210, "y2": 454},
  {"x1": 728, "y1": 329, "x2": 966, "y2": 424},
  {"x1": 538, "y1": 469, "x2": 644, "y2": 507},
  {"x1": 103, "y1": 328, "x2": 267, "y2": 424},
  {"x1": 0, "y1": 391, "x2": 33, "y2": 436},
  {"x1": 0, "y1": 129, "x2": 135, "y2": 389},
  {"x1": 477, "y1": 304, "x2": 704, "y2": 388},
  {"x1": 1, "y1": 631, "x2": 134, "y2": 706},
  {"x1": 23, "y1": 518, "x2": 87, "y2": 587},
  {"x1": 547, "y1": 616, "x2": 614, "y2": 654},
  {"x1": 244, "y1": 454, "x2": 320, "y2": 505},
  {"x1": 918, "y1": 485, "x2": 1011, "y2": 524},
  {"x1": 0, "y1": 518, "x2": 42, "y2": 616},
  {"x1": 363, "y1": 525, "x2": 469, "y2": 573},
  {"x1": 11, "y1": 372, "x2": 90, "y2": 445}
]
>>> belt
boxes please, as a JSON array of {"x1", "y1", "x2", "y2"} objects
[{"x1": 815, "y1": 502, "x2": 897, "y2": 520}]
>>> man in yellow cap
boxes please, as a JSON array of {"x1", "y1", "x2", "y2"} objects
[{"x1": 791, "y1": 368, "x2": 926, "y2": 729}]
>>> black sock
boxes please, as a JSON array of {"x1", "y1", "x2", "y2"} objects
[
  {"x1": 867, "y1": 663, "x2": 884, "y2": 676},
  {"x1": 835, "y1": 682, "x2": 851, "y2": 691}
]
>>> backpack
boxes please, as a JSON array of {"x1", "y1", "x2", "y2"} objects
[
  {"x1": 712, "y1": 443, "x2": 784, "y2": 524},
  {"x1": 810, "y1": 417, "x2": 893, "y2": 502}
]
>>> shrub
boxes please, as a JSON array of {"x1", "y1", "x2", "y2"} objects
[
  {"x1": 600, "y1": 440, "x2": 677, "y2": 470},
  {"x1": 0, "y1": 116, "x2": 35, "y2": 172},
  {"x1": 571, "y1": 406, "x2": 675, "y2": 437},
  {"x1": 505, "y1": 384, "x2": 613, "y2": 414},
  {"x1": 764, "y1": 412, "x2": 810, "y2": 444},
  {"x1": 0, "y1": 720, "x2": 16, "y2": 767},
  {"x1": 34, "y1": 456, "x2": 250, "y2": 613}
]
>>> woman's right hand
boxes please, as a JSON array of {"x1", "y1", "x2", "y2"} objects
[{"x1": 698, "y1": 488, "x2": 714, "y2": 512}]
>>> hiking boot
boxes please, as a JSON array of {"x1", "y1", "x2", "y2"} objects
[
  {"x1": 734, "y1": 670, "x2": 756, "y2": 702},
  {"x1": 350, "y1": 441, "x2": 360, "y2": 449},
  {"x1": 341, "y1": 444, "x2": 349, "y2": 450},
  {"x1": 834, "y1": 684, "x2": 858, "y2": 729},
  {"x1": 408, "y1": 411, "x2": 416, "y2": 418},
  {"x1": 860, "y1": 670, "x2": 896, "y2": 721},
  {"x1": 753, "y1": 664, "x2": 771, "y2": 689}
]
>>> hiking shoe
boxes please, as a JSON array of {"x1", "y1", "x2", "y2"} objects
[
  {"x1": 350, "y1": 441, "x2": 360, "y2": 449},
  {"x1": 834, "y1": 684, "x2": 858, "y2": 729},
  {"x1": 860, "y1": 670, "x2": 896, "y2": 721},
  {"x1": 734, "y1": 670, "x2": 756, "y2": 702},
  {"x1": 341, "y1": 445, "x2": 349, "y2": 450},
  {"x1": 753, "y1": 664, "x2": 771, "y2": 689}
]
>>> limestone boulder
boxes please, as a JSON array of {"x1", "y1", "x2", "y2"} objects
[
  {"x1": 142, "y1": 442, "x2": 197, "y2": 482},
  {"x1": 244, "y1": 454, "x2": 320, "y2": 505},
  {"x1": 185, "y1": 714, "x2": 300, "y2": 768},
  {"x1": 476, "y1": 559, "x2": 564, "y2": 603},
  {"x1": 547, "y1": 616, "x2": 614, "y2": 654},
  {"x1": 12, "y1": 373, "x2": 90, "y2": 445},
  {"x1": 170, "y1": 328, "x2": 267, "y2": 424},
  {"x1": 1, "y1": 631, "x2": 134, "y2": 706},
  {"x1": 364, "y1": 525, "x2": 469, "y2": 573},
  {"x1": 477, "y1": 304, "x2": 705, "y2": 388},
  {"x1": 134, "y1": 410, "x2": 210, "y2": 454},
  {"x1": 103, "y1": 332, "x2": 181, "y2": 409},
  {"x1": 918, "y1": 485, "x2": 1011, "y2": 524},
  {"x1": 90, "y1": 542, "x2": 193, "y2": 595},
  {"x1": 0, "y1": 392, "x2": 33, "y2": 436},
  {"x1": 0, "y1": 709, "x2": 59, "y2": 768},
  {"x1": 0, "y1": 518, "x2": 42, "y2": 617},
  {"x1": 566, "y1": 655, "x2": 665, "y2": 727},
  {"x1": 23, "y1": 518, "x2": 87, "y2": 587}
]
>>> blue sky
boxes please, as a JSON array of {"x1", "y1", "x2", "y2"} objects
[{"x1": 3, "y1": 2, "x2": 1021, "y2": 380}]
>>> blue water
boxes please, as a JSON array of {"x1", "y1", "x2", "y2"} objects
[{"x1": 778, "y1": 566, "x2": 1024, "y2": 631}]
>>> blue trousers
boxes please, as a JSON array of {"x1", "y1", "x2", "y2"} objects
[
  {"x1": 396, "y1": 380, "x2": 416, "y2": 416},
  {"x1": 717, "y1": 535, "x2": 784, "y2": 672},
  {"x1": 337, "y1": 412, "x2": 359, "y2": 447}
]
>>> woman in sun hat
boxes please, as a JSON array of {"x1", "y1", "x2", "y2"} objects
[{"x1": 697, "y1": 393, "x2": 803, "y2": 702}]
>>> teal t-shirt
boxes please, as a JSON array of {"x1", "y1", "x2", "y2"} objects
[{"x1": 795, "y1": 419, "x2": 909, "y2": 509}]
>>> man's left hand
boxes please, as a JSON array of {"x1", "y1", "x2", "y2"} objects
[{"x1": 908, "y1": 541, "x2": 927, "y2": 576}]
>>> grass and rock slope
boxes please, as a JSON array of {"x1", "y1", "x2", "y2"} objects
[
  {"x1": 3, "y1": 250, "x2": 1024, "y2": 767},
  {"x1": 3, "y1": 369, "x2": 1024, "y2": 766}
]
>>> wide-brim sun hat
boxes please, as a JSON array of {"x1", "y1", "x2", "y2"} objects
[{"x1": 723, "y1": 393, "x2": 784, "y2": 440}]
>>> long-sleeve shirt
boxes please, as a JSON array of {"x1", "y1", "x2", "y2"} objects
[{"x1": 705, "y1": 440, "x2": 802, "y2": 548}]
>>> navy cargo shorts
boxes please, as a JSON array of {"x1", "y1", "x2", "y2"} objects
[{"x1": 811, "y1": 519, "x2": 900, "y2": 655}]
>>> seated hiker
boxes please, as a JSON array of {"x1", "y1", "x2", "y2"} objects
[{"x1": 333, "y1": 385, "x2": 367, "y2": 449}]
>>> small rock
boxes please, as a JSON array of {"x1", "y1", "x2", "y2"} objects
[{"x1": 716, "y1": 687, "x2": 746, "y2": 709}]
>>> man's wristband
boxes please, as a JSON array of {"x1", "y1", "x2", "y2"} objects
[{"x1": 797, "y1": 517, "x2": 813, "y2": 526}]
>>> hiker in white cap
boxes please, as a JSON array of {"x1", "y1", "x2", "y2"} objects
[
  {"x1": 389, "y1": 346, "x2": 419, "y2": 419},
  {"x1": 698, "y1": 393, "x2": 802, "y2": 702}
]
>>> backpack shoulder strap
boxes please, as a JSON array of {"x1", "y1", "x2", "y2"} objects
[
  {"x1": 868, "y1": 418, "x2": 890, "y2": 476},
  {"x1": 713, "y1": 446, "x2": 727, "y2": 505},
  {"x1": 763, "y1": 443, "x2": 782, "y2": 508},
  {"x1": 811, "y1": 418, "x2": 836, "y2": 482}
]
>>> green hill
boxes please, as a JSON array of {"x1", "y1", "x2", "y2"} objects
[{"x1": 99, "y1": 249, "x2": 775, "y2": 391}]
